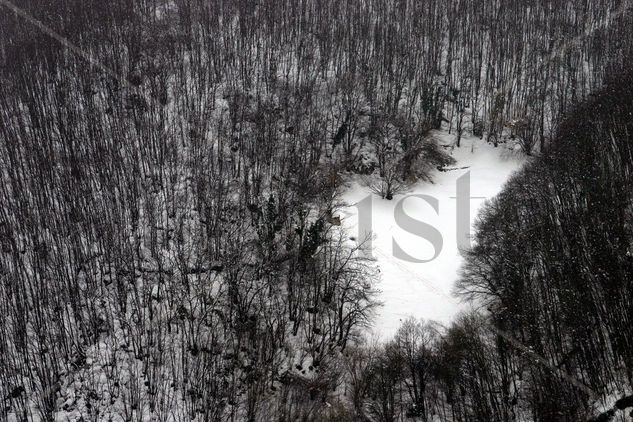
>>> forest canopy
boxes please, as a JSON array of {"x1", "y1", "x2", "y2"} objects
[{"x1": 0, "y1": 0, "x2": 632, "y2": 420}]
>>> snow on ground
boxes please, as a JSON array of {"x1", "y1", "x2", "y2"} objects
[{"x1": 341, "y1": 131, "x2": 526, "y2": 338}]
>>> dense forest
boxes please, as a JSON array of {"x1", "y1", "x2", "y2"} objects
[
  {"x1": 352, "y1": 70, "x2": 633, "y2": 422},
  {"x1": 456, "y1": 69, "x2": 633, "y2": 421},
  {"x1": 1, "y1": 0, "x2": 633, "y2": 420}
]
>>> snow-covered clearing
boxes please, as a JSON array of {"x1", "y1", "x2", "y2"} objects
[{"x1": 341, "y1": 131, "x2": 526, "y2": 338}]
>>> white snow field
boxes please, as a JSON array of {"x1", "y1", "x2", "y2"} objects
[{"x1": 341, "y1": 131, "x2": 526, "y2": 338}]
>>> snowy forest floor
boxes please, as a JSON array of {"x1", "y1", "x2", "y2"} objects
[{"x1": 341, "y1": 130, "x2": 526, "y2": 338}]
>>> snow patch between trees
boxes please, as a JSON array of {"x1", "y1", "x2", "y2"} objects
[{"x1": 341, "y1": 131, "x2": 525, "y2": 337}]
